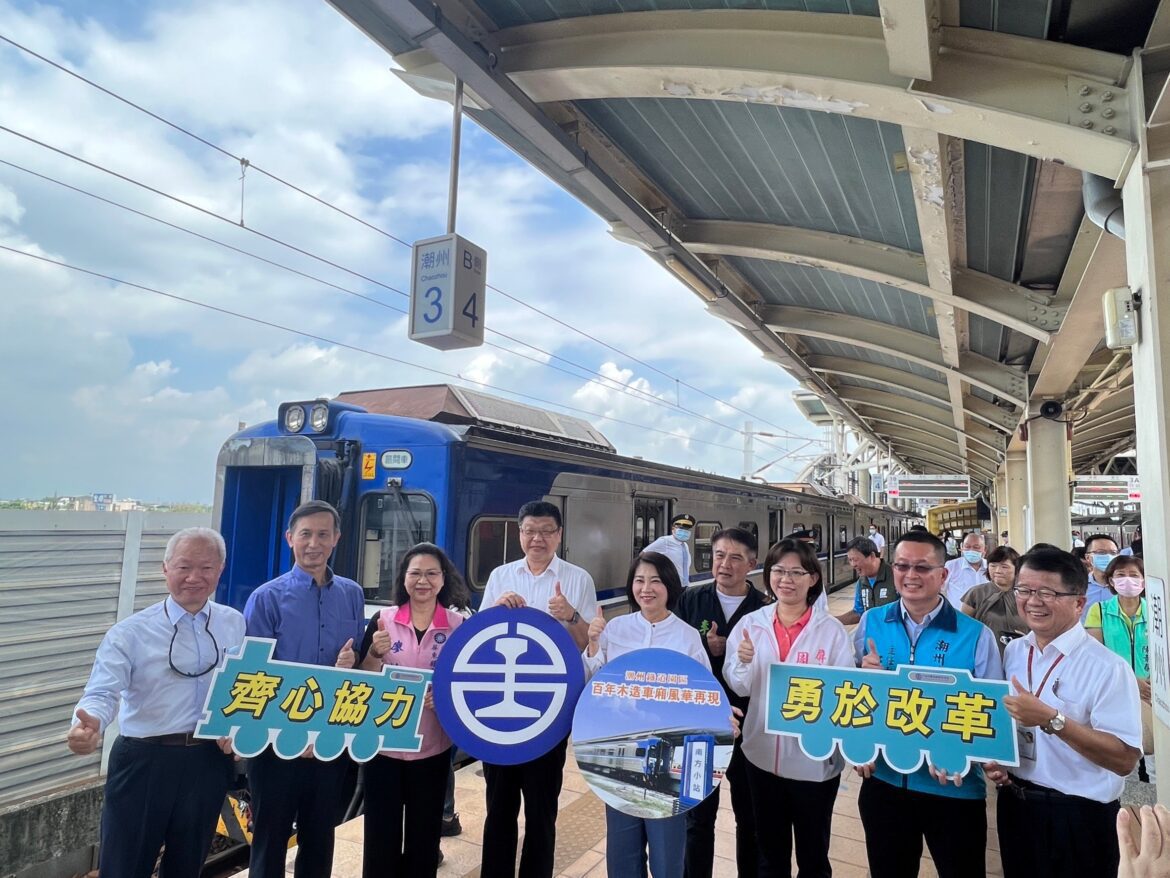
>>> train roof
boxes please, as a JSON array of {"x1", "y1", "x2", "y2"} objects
[{"x1": 336, "y1": 384, "x2": 614, "y2": 452}]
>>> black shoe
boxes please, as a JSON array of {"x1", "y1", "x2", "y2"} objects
[{"x1": 441, "y1": 813, "x2": 462, "y2": 837}]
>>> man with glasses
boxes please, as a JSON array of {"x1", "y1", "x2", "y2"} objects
[
  {"x1": 67, "y1": 527, "x2": 245, "y2": 878},
  {"x1": 479, "y1": 500, "x2": 598, "y2": 878},
  {"x1": 244, "y1": 500, "x2": 366, "y2": 878},
  {"x1": 985, "y1": 547, "x2": 1141, "y2": 878},
  {"x1": 853, "y1": 531, "x2": 1001, "y2": 878},
  {"x1": 1083, "y1": 533, "x2": 1120, "y2": 620},
  {"x1": 835, "y1": 535, "x2": 897, "y2": 627},
  {"x1": 675, "y1": 527, "x2": 765, "y2": 878},
  {"x1": 943, "y1": 531, "x2": 988, "y2": 609}
]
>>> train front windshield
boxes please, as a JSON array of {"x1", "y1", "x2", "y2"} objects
[{"x1": 359, "y1": 492, "x2": 436, "y2": 602}]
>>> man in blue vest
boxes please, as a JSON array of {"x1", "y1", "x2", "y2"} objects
[{"x1": 852, "y1": 530, "x2": 1002, "y2": 878}]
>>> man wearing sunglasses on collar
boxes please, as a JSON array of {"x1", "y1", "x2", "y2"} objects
[{"x1": 67, "y1": 527, "x2": 245, "y2": 878}]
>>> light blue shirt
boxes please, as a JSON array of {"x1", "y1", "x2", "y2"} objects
[
  {"x1": 853, "y1": 598, "x2": 1002, "y2": 678},
  {"x1": 74, "y1": 597, "x2": 246, "y2": 736},
  {"x1": 1082, "y1": 579, "x2": 1112, "y2": 622}
]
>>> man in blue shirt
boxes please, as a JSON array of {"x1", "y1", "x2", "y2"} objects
[{"x1": 245, "y1": 500, "x2": 366, "y2": 878}]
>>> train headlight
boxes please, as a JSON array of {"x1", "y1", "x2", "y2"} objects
[
  {"x1": 309, "y1": 403, "x2": 329, "y2": 433},
  {"x1": 284, "y1": 405, "x2": 306, "y2": 433}
]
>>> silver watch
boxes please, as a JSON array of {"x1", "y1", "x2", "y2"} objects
[{"x1": 1042, "y1": 711, "x2": 1066, "y2": 735}]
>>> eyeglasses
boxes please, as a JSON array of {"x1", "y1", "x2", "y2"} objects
[
  {"x1": 520, "y1": 527, "x2": 560, "y2": 538},
  {"x1": 168, "y1": 609, "x2": 220, "y2": 678},
  {"x1": 1013, "y1": 586, "x2": 1080, "y2": 602},
  {"x1": 771, "y1": 568, "x2": 813, "y2": 580},
  {"x1": 891, "y1": 562, "x2": 944, "y2": 575},
  {"x1": 406, "y1": 570, "x2": 443, "y2": 581}
]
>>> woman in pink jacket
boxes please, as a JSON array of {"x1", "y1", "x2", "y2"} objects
[{"x1": 343, "y1": 542, "x2": 470, "y2": 878}]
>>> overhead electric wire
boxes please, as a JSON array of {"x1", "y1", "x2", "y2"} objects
[
  {"x1": 0, "y1": 139, "x2": 807, "y2": 453},
  {"x1": 0, "y1": 31, "x2": 816, "y2": 443},
  {"x1": 0, "y1": 242, "x2": 799, "y2": 462}
]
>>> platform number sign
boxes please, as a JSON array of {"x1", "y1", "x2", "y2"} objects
[{"x1": 410, "y1": 233, "x2": 487, "y2": 350}]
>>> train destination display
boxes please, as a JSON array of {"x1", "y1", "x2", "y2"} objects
[{"x1": 572, "y1": 649, "x2": 734, "y2": 818}]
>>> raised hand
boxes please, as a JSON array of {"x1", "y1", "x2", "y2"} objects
[
  {"x1": 737, "y1": 630, "x2": 755, "y2": 664},
  {"x1": 586, "y1": 608, "x2": 606, "y2": 657},
  {"x1": 336, "y1": 638, "x2": 355, "y2": 668},
  {"x1": 861, "y1": 638, "x2": 882, "y2": 670},
  {"x1": 67, "y1": 708, "x2": 101, "y2": 755},
  {"x1": 371, "y1": 616, "x2": 391, "y2": 659},
  {"x1": 706, "y1": 621, "x2": 726, "y2": 658},
  {"x1": 1004, "y1": 676, "x2": 1058, "y2": 728},
  {"x1": 548, "y1": 581, "x2": 573, "y2": 621}
]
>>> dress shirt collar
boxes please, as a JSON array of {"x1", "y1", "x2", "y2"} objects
[
  {"x1": 1022, "y1": 622, "x2": 1088, "y2": 657},
  {"x1": 522, "y1": 554, "x2": 563, "y2": 579},
  {"x1": 289, "y1": 563, "x2": 335, "y2": 588},
  {"x1": 886, "y1": 596, "x2": 954, "y2": 630},
  {"x1": 164, "y1": 596, "x2": 210, "y2": 625}
]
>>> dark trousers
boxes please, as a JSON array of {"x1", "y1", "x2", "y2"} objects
[
  {"x1": 857, "y1": 776, "x2": 986, "y2": 878},
  {"x1": 480, "y1": 737, "x2": 569, "y2": 878},
  {"x1": 99, "y1": 736, "x2": 233, "y2": 878},
  {"x1": 684, "y1": 740, "x2": 757, "y2": 878},
  {"x1": 248, "y1": 749, "x2": 350, "y2": 878},
  {"x1": 361, "y1": 748, "x2": 451, "y2": 878},
  {"x1": 997, "y1": 777, "x2": 1120, "y2": 878},
  {"x1": 745, "y1": 761, "x2": 839, "y2": 878}
]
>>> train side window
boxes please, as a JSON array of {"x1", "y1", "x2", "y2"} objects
[
  {"x1": 693, "y1": 521, "x2": 722, "y2": 573},
  {"x1": 839, "y1": 525, "x2": 848, "y2": 549},
  {"x1": 635, "y1": 516, "x2": 645, "y2": 546},
  {"x1": 469, "y1": 516, "x2": 523, "y2": 590},
  {"x1": 360, "y1": 492, "x2": 436, "y2": 603}
]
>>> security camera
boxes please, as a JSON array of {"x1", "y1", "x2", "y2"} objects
[{"x1": 1039, "y1": 400, "x2": 1063, "y2": 420}]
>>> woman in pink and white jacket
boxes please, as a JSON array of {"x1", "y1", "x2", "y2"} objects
[
  {"x1": 338, "y1": 542, "x2": 470, "y2": 878},
  {"x1": 724, "y1": 538, "x2": 854, "y2": 878}
]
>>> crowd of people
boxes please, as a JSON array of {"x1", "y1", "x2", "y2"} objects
[{"x1": 67, "y1": 500, "x2": 1161, "y2": 878}]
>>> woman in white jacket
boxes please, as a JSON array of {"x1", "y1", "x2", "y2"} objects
[{"x1": 724, "y1": 538, "x2": 854, "y2": 878}]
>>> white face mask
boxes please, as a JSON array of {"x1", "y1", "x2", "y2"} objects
[
  {"x1": 674, "y1": 528, "x2": 692, "y2": 542},
  {"x1": 1113, "y1": 576, "x2": 1145, "y2": 597}
]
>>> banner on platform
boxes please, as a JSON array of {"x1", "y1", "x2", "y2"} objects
[
  {"x1": 765, "y1": 663, "x2": 1019, "y2": 775},
  {"x1": 195, "y1": 637, "x2": 431, "y2": 761}
]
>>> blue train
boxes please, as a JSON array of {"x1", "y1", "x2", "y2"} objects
[{"x1": 212, "y1": 384, "x2": 915, "y2": 612}]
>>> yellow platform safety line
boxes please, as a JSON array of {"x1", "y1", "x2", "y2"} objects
[{"x1": 215, "y1": 795, "x2": 299, "y2": 849}]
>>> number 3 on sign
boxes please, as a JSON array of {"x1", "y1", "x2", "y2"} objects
[
  {"x1": 423, "y1": 287, "x2": 443, "y2": 324},
  {"x1": 462, "y1": 293, "x2": 478, "y2": 328}
]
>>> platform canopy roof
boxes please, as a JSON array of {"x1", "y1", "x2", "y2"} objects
[{"x1": 326, "y1": 0, "x2": 1165, "y2": 490}]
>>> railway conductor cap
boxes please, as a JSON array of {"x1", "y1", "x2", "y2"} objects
[{"x1": 672, "y1": 513, "x2": 696, "y2": 529}]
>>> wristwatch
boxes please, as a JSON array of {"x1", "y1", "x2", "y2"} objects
[
  {"x1": 1042, "y1": 711, "x2": 1066, "y2": 735},
  {"x1": 570, "y1": 611, "x2": 581, "y2": 625}
]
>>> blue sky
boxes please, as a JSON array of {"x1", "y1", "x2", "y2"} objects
[{"x1": 0, "y1": 0, "x2": 820, "y2": 503}]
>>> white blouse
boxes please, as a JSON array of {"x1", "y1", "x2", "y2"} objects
[{"x1": 584, "y1": 611, "x2": 711, "y2": 678}]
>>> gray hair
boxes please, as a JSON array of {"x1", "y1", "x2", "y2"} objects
[{"x1": 165, "y1": 527, "x2": 227, "y2": 564}]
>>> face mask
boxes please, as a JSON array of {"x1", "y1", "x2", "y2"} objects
[
  {"x1": 674, "y1": 528, "x2": 692, "y2": 542},
  {"x1": 1092, "y1": 553, "x2": 1117, "y2": 572},
  {"x1": 1113, "y1": 576, "x2": 1145, "y2": 597},
  {"x1": 962, "y1": 550, "x2": 983, "y2": 565},
  {"x1": 869, "y1": 528, "x2": 877, "y2": 535}
]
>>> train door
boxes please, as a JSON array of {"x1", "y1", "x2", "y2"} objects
[
  {"x1": 634, "y1": 497, "x2": 668, "y2": 552},
  {"x1": 768, "y1": 507, "x2": 783, "y2": 549}
]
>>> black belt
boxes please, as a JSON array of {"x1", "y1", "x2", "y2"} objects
[
  {"x1": 1005, "y1": 774, "x2": 1117, "y2": 807},
  {"x1": 125, "y1": 732, "x2": 212, "y2": 747}
]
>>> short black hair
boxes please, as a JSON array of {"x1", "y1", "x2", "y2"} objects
[
  {"x1": 1019, "y1": 547, "x2": 1087, "y2": 594},
  {"x1": 518, "y1": 501, "x2": 562, "y2": 529},
  {"x1": 626, "y1": 551, "x2": 684, "y2": 611},
  {"x1": 892, "y1": 530, "x2": 947, "y2": 565},
  {"x1": 711, "y1": 527, "x2": 758, "y2": 557},
  {"x1": 909, "y1": 524, "x2": 929, "y2": 533},
  {"x1": 288, "y1": 500, "x2": 340, "y2": 533},
  {"x1": 986, "y1": 546, "x2": 1020, "y2": 568},
  {"x1": 764, "y1": 538, "x2": 824, "y2": 607},
  {"x1": 392, "y1": 542, "x2": 471, "y2": 609},
  {"x1": 845, "y1": 536, "x2": 879, "y2": 557},
  {"x1": 1084, "y1": 533, "x2": 1120, "y2": 554}
]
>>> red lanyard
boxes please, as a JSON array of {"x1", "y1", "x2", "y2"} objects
[{"x1": 1026, "y1": 647, "x2": 1065, "y2": 698}]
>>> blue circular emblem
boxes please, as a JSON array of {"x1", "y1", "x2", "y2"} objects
[
  {"x1": 433, "y1": 606, "x2": 585, "y2": 765},
  {"x1": 434, "y1": 632, "x2": 446, "y2": 644}
]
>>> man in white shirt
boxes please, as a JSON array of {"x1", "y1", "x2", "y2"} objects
[
  {"x1": 986, "y1": 547, "x2": 1142, "y2": 878},
  {"x1": 643, "y1": 512, "x2": 694, "y2": 586},
  {"x1": 67, "y1": 527, "x2": 245, "y2": 878},
  {"x1": 866, "y1": 524, "x2": 886, "y2": 557},
  {"x1": 943, "y1": 532, "x2": 988, "y2": 608},
  {"x1": 479, "y1": 500, "x2": 598, "y2": 878}
]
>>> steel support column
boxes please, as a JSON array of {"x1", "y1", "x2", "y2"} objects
[
  {"x1": 1004, "y1": 452, "x2": 1028, "y2": 549},
  {"x1": 1025, "y1": 417, "x2": 1072, "y2": 550}
]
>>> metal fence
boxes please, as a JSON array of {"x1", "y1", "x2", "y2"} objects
[{"x1": 0, "y1": 510, "x2": 209, "y2": 808}]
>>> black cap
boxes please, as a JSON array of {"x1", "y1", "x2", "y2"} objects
[
  {"x1": 671, "y1": 513, "x2": 696, "y2": 528},
  {"x1": 789, "y1": 528, "x2": 816, "y2": 540}
]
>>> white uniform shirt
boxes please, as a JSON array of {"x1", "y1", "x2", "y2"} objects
[
  {"x1": 643, "y1": 534, "x2": 691, "y2": 585},
  {"x1": 943, "y1": 557, "x2": 989, "y2": 608},
  {"x1": 482, "y1": 554, "x2": 598, "y2": 625},
  {"x1": 74, "y1": 598, "x2": 246, "y2": 737},
  {"x1": 583, "y1": 611, "x2": 710, "y2": 677},
  {"x1": 1003, "y1": 624, "x2": 1142, "y2": 802},
  {"x1": 869, "y1": 531, "x2": 886, "y2": 555}
]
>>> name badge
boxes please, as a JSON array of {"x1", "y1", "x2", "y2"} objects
[{"x1": 1017, "y1": 726, "x2": 1036, "y2": 762}]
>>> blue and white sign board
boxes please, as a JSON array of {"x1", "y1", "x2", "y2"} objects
[
  {"x1": 409, "y1": 232, "x2": 486, "y2": 350},
  {"x1": 765, "y1": 664, "x2": 1018, "y2": 776},
  {"x1": 195, "y1": 638, "x2": 431, "y2": 761},
  {"x1": 572, "y1": 649, "x2": 732, "y2": 818},
  {"x1": 432, "y1": 606, "x2": 584, "y2": 765}
]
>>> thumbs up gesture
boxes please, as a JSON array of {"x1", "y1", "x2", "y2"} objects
[
  {"x1": 67, "y1": 708, "x2": 101, "y2": 755},
  {"x1": 737, "y1": 630, "x2": 755, "y2": 664},
  {"x1": 336, "y1": 638, "x2": 356, "y2": 668},
  {"x1": 586, "y1": 608, "x2": 606, "y2": 657},
  {"x1": 371, "y1": 615, "x2": 391, "y2": 660},
  {"x1": 706, "y1": 621, "x2": 726, "y2": 658},
  {"x1": 861, "y1": 638, "x2": 882, "y2": 670},
  {"x1": 548, "y1": 581, "x2": 573, "y2": 622}
]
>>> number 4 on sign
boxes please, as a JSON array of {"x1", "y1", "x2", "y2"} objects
[{"x1": 462, "y1": 293, "x2": 478, "y2": 328}]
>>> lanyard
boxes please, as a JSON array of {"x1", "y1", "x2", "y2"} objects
[{"x1": 1026, "y1": 647, "x2": 1065, "y2": 698}]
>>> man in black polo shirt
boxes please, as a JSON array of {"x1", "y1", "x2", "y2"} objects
[
  {"x1": 835, "y1": 536, "x2": 897, "y2": 626},
  {"x1": 675, "y1": 526, "x2": 765, "y2": 878}
]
